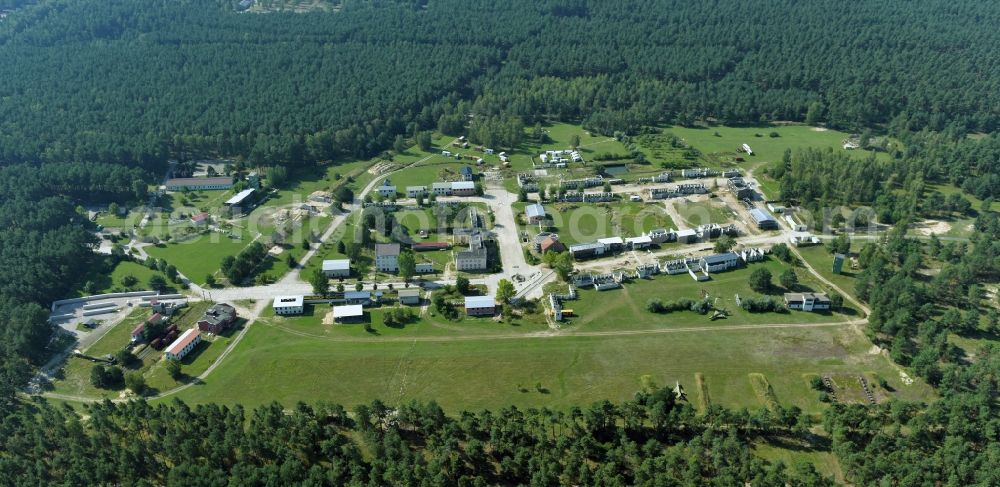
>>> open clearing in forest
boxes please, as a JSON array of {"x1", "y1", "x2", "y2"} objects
[{"x1": 165, "y1": 316, "x2": 934, "y2": 415}]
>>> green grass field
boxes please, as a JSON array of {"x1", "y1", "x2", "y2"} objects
[
  {"x1": 165, "y1": 315, "x2": 932, "y2": 415},
  {"x1": 664, "y1": 125, "x2": 888, "y2": 165},
  {"x1": 50, "y1": 302, "x2": 217, "y2": 399},
  {"x1": 49, "y1": 308, "x2": 151, "y2": 400},
  {"x1": 675, "y1": 198, "x2": 736, "y2": 228},
  {"x1": 501, "y1": 123, "x2": 630, "y2": 173},
  {"x1": 568, "y1": 258, "x2": 859, "y2": 332},
  {"x1": 145, "y1": 233, "x2": 252, "y2": 285},
  {"x1": 95, "y1": 210, "x2": 143, "y2": 229},
  {"x1": 80, "y1": 260, "x2": 171, "y2": 295},
  {"x1": 544, "y1": 202, "x2": 674, "y2": 245},
  {"x1": 794, "y1": 245, "x2": 860, "y2": 302},
  {"x1": 382, "y1": 160, "x2": 472, "y2": 190}
]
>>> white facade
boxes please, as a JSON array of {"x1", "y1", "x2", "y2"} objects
[
  {"x1": 165, "y1": 328, "x2": 202, "y2": 361},
  {"x1": 322, "y1": 259, "x2": 351, "y2": 277},
  {"x1": 272, "y1": 295, "x2": 304, "y2": 315},
  {"x1": 375, "y1": 244, "x2": 400, "y2": 272},
  {"x1": 398, "y1": 289, "x2": 421, "y2": 305},
  {"x1": 432, "y1": 183, "x2": 452, "y2": 196}
]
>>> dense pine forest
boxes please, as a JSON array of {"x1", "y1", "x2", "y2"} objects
[
  {"x1": 1, "y1": 0, "x2": 1000, "y2": 484},
  {"x1": 1, "y1": 0, "x2": 999, "y2": 169}
]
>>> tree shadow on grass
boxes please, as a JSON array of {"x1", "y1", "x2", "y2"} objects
[{"x1": 760, "y1": 432, "x2": 832, "y2": 454}]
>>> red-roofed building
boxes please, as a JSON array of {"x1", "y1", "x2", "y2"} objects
[
  {"x1": 130, "y1": 322, "x2": 145, "y2": 341},
  {"x1": 191, "y1": 212, "x2": 210, "y2": 225},
  {"x1": 539, "y1": 236, "x2": 565, "y2": 254},
  {"x1": 164, "y1": 328, "x2": 201, "y2": 361}
]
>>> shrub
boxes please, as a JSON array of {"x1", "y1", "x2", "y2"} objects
[{"x1": 740, "y1": 295, "x2": 787, "y2": 313}]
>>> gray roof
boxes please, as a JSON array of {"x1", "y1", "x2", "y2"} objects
[
  {"x1": 701, "y1": 252, "x2": 739, "y2": 265},
  {"x1": 457, "y1": 247, "x2": 487, "y2": 259},
  {"x1": 569, "y1": 242, "x2": 605, "y2": 252},
  {"x1": 376, "y1": 243, "x2": 400, "y2": 256},
  {"x1": 322, "y1": 259, "x2": 350, "y2": 271},
  {"x1": 432, "y1": 182, "x2": 452, "y2": 189},
  {"x1": 200, "y1": 303, "x2": 236, "y2": 327},
  {"x1": 749, "y1": 208, "x2": 777, "y2": 223},
  {"x1": 344, "y1": 291, "x2": 371, "y2": 300},
  {"x1": 333, "y1": 304, "x2": 364, "y2": 318},
  {"x1": 397, "y1": 289, "x2": 420, "y2": 298},
  {"x1": 784, "y1": 292, "x2": 831, "y2": 303},
  {"x1": 465, "y1": 296, "x2": 495, "y2": 308},
  {"x1": 225, "y1": 188, "x2": 256, "y2": 205},
  {"x1": 406, "y1": 186, "x2": 426, "y2": 191},
  {"x1": 451, "y1": 181, "x2": 475, "y2": 190},
  {"x1": 525, "y1": 203, "x2": 546, "y2": 218}
]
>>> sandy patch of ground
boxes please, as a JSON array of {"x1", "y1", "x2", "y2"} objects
[
  {"x1": 912, "y1": 219, "x2": 951, "y2": 236},
  {"x1": 321, "y1": 310, "x2": 334, "y2": 325},
  {"x1": 811, "y1": 127, "x2": 829, "y2": 132},
  {"x1": 368, "y1": 161, "x2": 397, "y2": 176},
  {"x1": 267, "y1": 245, "x2": 284, "y2": 257}
]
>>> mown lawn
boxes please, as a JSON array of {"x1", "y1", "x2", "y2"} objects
[
  {"x1": 382, "y1": 159, "x2": 471, "y2": 190},
  {"x1": 79, "y1": 260, "x2": 171, "y2": 295},
  {"x1": 675, "y1": 198, "x2": 736, "y2": 228},
  {"x1": 664, "y1": 124, "x2": 890, "y2": 165},
  {"x1": 568, "y1": 258, "x2": 859, "y2": 332},
  {"x1": 794, "y1": 245, "x2": 860, "y2": 302},
  {"x1": 145, "y1": 233, "x2": 253, "y2": 285},
  {"x1": 166, "y1": 315, "x2": 932, "y2": 415}
]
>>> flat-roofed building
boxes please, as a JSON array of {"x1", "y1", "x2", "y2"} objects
[
  {"x1": 333, "y1": 304, "x2": 364, "y2": 323},
  {"x1": 343, "y1": 291, "x2": 372, "y2": 306},
  {"x1": 625, "y1": 235, "x2": 652, "y2": 250},
  {"x1": 272, "y1": 295, "x2": 304, "y2": 315},
  {"x1": 197, "y1": 303, "x2": 237, "y2": 334},
  {"x1": 699, "y1": 252, "x2": 740, "y2": 273},
  {"x1": 784, "y1": 293, "x2": 831, "y2": 312},
  {"x1": 397, "y1": 289, "x2": 421, "y2": 305},
  {"x1": 569, "y1": 242, "x2": 606, "y2": 260},
  {"x1": 597, "y1": 236, "x2": 624, "y2": 252},
  {"x1": 676, "y1": 228, "x2": 698, "y2": 243},
  {"x1": 465, "y1": 296, "x2": 496, "y2": 316}
]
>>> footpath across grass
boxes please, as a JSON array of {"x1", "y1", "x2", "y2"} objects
[{"x1": 167, "y1": 318, "x2": 933, "y2": 415}]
